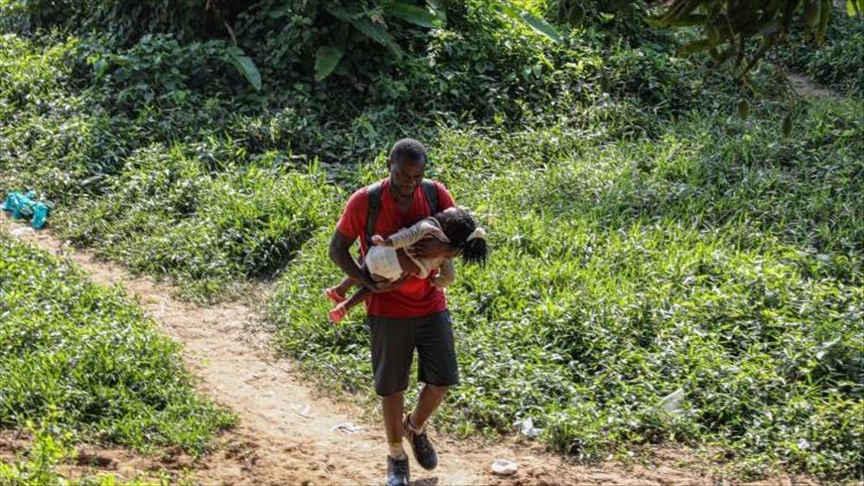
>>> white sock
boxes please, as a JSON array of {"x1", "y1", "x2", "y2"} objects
[{"x1": 388, "y1": 441, "x2": 406, "y2": 459}]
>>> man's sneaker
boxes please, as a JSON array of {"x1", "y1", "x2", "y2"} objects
[
  {"x1": 403, "y1": 414, "x2": 438, "y2": 471},
  {"x1": 386, "y1": 454, "x2": 410, "y2": 486}
]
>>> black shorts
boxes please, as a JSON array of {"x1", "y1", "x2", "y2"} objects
[{"x1": 367, "y1": 310, "x2": 459, "y2": 397}]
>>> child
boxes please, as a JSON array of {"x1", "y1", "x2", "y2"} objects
[{"x1": 326, "y1": 206, "x2": 488, "y2": 323}]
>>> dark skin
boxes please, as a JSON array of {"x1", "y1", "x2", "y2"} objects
[{"x1": 327, "y1": 154, "x2": 457, "y2": 451}]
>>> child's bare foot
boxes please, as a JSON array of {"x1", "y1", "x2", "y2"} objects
[
  {"x1": 324, "y1": 287, "x2": 346, "y2": 304},
  {"x1": 328, "y1": 305, "x2": 347, "y2": 324}
]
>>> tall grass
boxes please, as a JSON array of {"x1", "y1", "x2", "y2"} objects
[
  {"x1": 0, "y1": 231, "x2": 236, "y2": 456},
  {"x1": 55, "y1": 145, "x2": 339, "y2": 301},
  {"x1": 268, "y1": 98, "x2": 863, "y2": 479}
]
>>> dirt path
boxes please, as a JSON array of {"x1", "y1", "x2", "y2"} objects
[
  {"x1": 787, "y1": 73, "x2": 836, "y2": 99},
  {"x1": 1, "y1": 214, "x2": 808, "y2": 485}
]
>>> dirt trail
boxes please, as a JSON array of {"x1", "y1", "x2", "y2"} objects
[
  {"x1": 787, "y1": 73, "x2": 836, "y2": 99},
  {"x1": 1, "y1": 214, "x2": 807, "y2": 485}
]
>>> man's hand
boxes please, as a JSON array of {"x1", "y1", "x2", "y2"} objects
[{"x1": 408, "y1": 235, "x2": 458, "y2": 259}]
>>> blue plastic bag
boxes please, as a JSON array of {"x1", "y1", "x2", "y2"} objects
[{"x1": 2, "y1": 190, "x2": 52, "y2": 229}]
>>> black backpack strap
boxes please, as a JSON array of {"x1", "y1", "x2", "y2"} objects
[
  {"x1": 421, "y1": 179, "x2": 438, "y2": 215},
  {"x1": 365, "y1": 182, "x2": 382, "y2": 246},
  {"x1": 366, "y1": 180, "x2": 437, "y2": 245}
]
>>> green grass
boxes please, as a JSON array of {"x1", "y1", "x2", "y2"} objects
[
  {"x1": 54, "y1": 144, "x2": 340, "y2": 301},
  {"x1": 0, "y1": 230, "x2": 236, "y2": 458},
  {"x1": 2, "y1": 13, "x2": 864, "y2": 482},
  {"x1": 268, "y1": 98, "x2": 863, "y2": 479}
]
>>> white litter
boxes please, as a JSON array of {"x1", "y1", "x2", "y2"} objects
[
  {"x1": 491, "y1": 459, "x2": 518, "y2": 476},
  {"x1": 10, "y1": 226, "x2": 34, "y2": 236},
  {"x1": 331, "y1": 422, "x2": 365, "y2": 434},
  {"x1": 293, "y1": 404, "x2": 312, "y2": 418},
  {"x1": 658, "y1": 388, "x2": 685, "y2": 415},
  {"x1": 518, "y1": 417, "x2": 541, "y2": 438}
]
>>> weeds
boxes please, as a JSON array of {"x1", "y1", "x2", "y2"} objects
[
  {"x1": 269, "y1": 98, "x2": 863, "y2": 479},
  {"x1": 0, "y1": 232, "x2": 236, "y2": 455}
]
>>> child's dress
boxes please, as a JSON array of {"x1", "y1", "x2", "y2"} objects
[{"x1": 365, "y1": 217, "x2": 456, "y2": 287}]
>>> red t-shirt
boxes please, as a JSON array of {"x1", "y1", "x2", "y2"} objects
[{"x1": 336, "y1": 179, "x2": 456, "y2": 318}]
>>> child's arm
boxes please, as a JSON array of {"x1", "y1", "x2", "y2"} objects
[
  {"x1": 430, "y1": 258, "x2": 456, "y2": 289},
  {"x1": 387, "y1": 220, "x2": 446, "y2": 249}
]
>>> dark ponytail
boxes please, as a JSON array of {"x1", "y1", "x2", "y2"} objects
[
  {"x1": 460, "y1": 236, "x2": 488, "y2": 265},
  {"x1": 436, "y1": 207, "x2": 489, "y2": 266}
]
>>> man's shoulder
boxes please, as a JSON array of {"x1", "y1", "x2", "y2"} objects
[
  {"x1": 427, "y1": 180, "x2": 455, "y2": 208},
  {"x1": 344, "y1": 184, "x2": 372, "y2": 213},
  {"x1": 428, "y1": 179, "x2": 448, "y2": 189}
]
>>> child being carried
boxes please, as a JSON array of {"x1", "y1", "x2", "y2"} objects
[{"x1": 326, "y1": 206, "x2": 488, "y2": 323}]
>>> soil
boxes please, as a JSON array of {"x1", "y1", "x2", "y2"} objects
[{"x1": 0, "y1": 213, "x2": 816, "y2": 485}]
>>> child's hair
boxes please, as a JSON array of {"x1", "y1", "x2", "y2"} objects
[{"x1": 435, "y1": 207, "x2": 488, "y2": 265}]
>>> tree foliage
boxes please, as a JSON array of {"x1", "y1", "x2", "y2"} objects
[{"x1": 650, "y1": 0, "x2": 864, "y2": 80}]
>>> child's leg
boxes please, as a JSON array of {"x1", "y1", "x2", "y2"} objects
[
  {"x1": 341, "y1": 286, "x2": 372, "y2": 311},
  {"x1": 329, "y1": 273, "x2": 384, "y2": 323},
  {"x1": 333, "y1": 276, "x2": 356, "y2": 296},
  {"x1": 326, "y1": 276, "x2": 357, "y2": 304}
]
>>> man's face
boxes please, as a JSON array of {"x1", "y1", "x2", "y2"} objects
[{"x1": 387, "y1": 157, "x2": 425, "y2": 200}]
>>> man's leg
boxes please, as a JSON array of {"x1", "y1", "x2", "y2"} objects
[
  {"x1": 369, "y1": 315, "x2": 415, "y2": 486},
  {"x1": 405, "y1": 311, "x2": 459, "y2": 471},
  {"x1": 408, "y1": 384, "x2": 447, "y2": 430},
  {"x1": 383, "y1": 391, "x2": 406, "y2": 444}
]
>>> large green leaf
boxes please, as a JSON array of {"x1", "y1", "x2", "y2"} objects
[
  {"x1": 314, "y1": 46, "x2": 344, "y2": 81},
  {"x1": 227, "y1": 46, "x2": 262, "y2": 91},
  {"x1": 499, "y1": 3, "x2": 562, "y2": 44},
  {"x1": 326, "y1": 5, "x2": 404, "y2": 58},
  {"x1": 348, "y1": 17, "x2": 404, "y2": 58},
  {"x1": 427, "y1": 0, "x2": 447, "y2": 24},
  {"x1": 384, "y1": 1, "x2": 444, "y2": 28}
]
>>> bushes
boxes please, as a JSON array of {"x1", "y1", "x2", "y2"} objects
[{"x1": 55, "y1": 145, "x2": 339, "y2": 301}]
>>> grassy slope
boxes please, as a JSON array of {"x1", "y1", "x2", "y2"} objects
[
  {"x1": 1, "y1": 14, "x2": 863, "y2": 481},
  {"x1": 0, "y1": 230, "x2": 236, "y2": 452},
  {"x1": 269, "y1": 100, "x2": 864, "y2": 478},
  {"x1": 0, "y1": 229, "x2": 236, "y2": 482}
]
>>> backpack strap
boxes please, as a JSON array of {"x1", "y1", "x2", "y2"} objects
[
  {"x1": 421, "y1": 179, "x2": 439, "y2": 215},
  {"x1": 364, "y1": 179, "x2": 439, "y2": 245},
  {"x1": 365, "y1": 182, "x2": 383, "y2": 246}
]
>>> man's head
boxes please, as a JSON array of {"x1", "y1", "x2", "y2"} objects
[{"x1": 387, "y1": 138, "x2": 427, "y2": 201}]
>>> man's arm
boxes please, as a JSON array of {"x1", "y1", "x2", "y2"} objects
[
  {"x1": 329, "y1": 231, "x2": 369, "y2": 285},
  {"x1": 430, "y1": 258, "x2": 456, "y2": 288},
  {"x1": 329, "y1": 230, "x2": 406, "y2": 293}
]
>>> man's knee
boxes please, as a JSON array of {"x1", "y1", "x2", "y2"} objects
[
  {"x1": 424, "y1": 383, "x2": 449, "y2": 396},
  {"x1": 382, "y1": 390, "x2": 405, "y2": 401}
]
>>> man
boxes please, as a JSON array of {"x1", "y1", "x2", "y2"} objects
[{"x1": 329, "y1": 138, "x2": 460, "y2": 486}]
